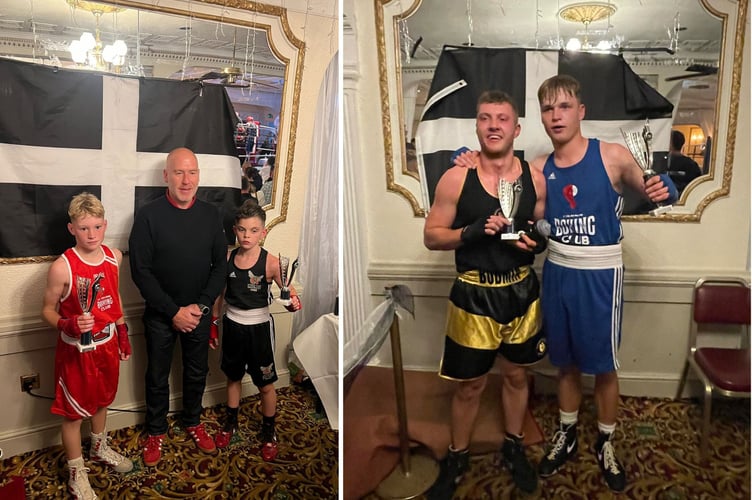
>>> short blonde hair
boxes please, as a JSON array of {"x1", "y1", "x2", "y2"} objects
[
  {"x1": 68, "y1": 192, "x2": 105, "y2": 221},
  {"x1": 537, "y1": 74, "x2": 581, "y2": 106}
]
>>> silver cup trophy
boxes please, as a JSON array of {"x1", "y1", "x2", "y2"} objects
[
  {"x1": 621, "y1": 120, "x2": 672, "y2": 216},
  {"x1": 497, "y1": 178, "x2": 523, "y2": 240},
  {"x1": 277, "y1": 255, "x2": 299, "y2": 306},
  {"x1": 75, "y1": 274, "x2": 102, "y2": 352}
]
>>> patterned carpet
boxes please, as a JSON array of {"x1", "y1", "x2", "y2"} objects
[
  {"x1": 477, "y1": 395, "x2": 749, "y2": 499},
  {"x1": 0, "y1": 384, "x2": 338, "y2": 499},
  {"x1": 364, "y1": 394, "x2": 750, "y2": 499}
]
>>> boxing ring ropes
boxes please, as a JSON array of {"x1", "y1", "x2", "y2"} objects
[{"x1": 343, "y1": 285, "x2": 439, "y2": 499}]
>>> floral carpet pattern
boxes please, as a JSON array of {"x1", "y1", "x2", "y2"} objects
[
  {"x1": 0, "y1": 384, "x2": 338, "y2": 499},
  {"x1": 364, "y1": 394, "x2": 749, "y2": 499}
]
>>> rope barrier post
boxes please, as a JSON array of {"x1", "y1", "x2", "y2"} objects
[{"x1": 374, "y1": 313, "x2": 438, "y2": 499}]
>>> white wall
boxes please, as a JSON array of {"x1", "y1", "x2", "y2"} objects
[
  {"x1": 344, "y1": 1, "x2": 750, "y2": 399},
  {"x1": 0, "y1": 0, "x2": 338, "y2": 459}
]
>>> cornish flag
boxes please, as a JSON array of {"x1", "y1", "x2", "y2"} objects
[
  {"x1": 416, "y1": 47, "x2": 674, "y2": 212},
  {"x1": 0, "y1": 57, "x2": 241, "y2": 259}
]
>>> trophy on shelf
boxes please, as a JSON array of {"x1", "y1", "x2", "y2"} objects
[
  {"x1": 621, "y1": 120, "x2": 673, "y2": 216},
  {"x1": 277, "y1": 255, "x2": 299, "y2": 306},
  {"x1": 497, "y1": 178, "x2": 523, "y2": 240},
  {"x1": 75, "y1": 274, "x2": 102, "y2": 353}
]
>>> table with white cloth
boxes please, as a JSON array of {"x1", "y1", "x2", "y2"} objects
[{"x1": 292, "y1": 313, "x2": 339, "y2": 430}]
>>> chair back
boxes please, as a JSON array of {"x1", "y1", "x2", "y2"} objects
[{"x1": 694, "y1": 278, "x2": 751, "y2": 325}]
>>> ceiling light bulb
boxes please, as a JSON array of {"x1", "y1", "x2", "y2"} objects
[
  {"x1": 79, "y1": 32, "x2": 96, "y2": 51},
  {"x1": 566, "y1": 38, "x2": 582, "y2": 51},
  {"x1": 102, "y1": 44, "x2": 116, "y2": 63},
  {"x1": 69, "y1": 40, "x2": 87, "y2": 63},
  {"x1": 113, "y1": 40, "x2": 128, "y2": 57}
]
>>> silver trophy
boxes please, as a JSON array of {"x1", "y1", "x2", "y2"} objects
[
  {"x1": 277, "y1": 255, "x2": 299, "y2": 306},
  {"x1": 621, "y1": 120, "x2": 672, "y2": 216},
  {"x1": 75, "y1": 274, "x2": 102, "y2": 352},
  {"x1": 498, "y1": 178, "x2": 523, "y2": 240}
]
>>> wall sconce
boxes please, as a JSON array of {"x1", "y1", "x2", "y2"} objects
[{"x1": 689, "y1": 127, "x2": 705, "y2": 147}]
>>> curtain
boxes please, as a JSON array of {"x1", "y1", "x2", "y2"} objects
[{"x1": 290, "y1": 52, "x2": 339, "y2": 347}]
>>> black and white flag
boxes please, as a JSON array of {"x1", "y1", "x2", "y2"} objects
[
  {"x1": 416, "y1": 47, "x2": 674, "y2": 211},
  {"x1": 0, "y1": 58, "x2": 241, "y2": 259}
]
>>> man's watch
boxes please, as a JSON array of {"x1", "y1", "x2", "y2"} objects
[{"x1": 197, "y1": 304, "x2": 210, "y2": 316}]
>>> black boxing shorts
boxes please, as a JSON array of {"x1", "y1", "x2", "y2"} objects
[{"x1": 439, "y1": 267, "x2": 547, "y2": 381}]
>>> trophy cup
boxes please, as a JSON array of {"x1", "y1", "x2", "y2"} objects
[
  {"x1": 621, "y1": 120, "x2": 672, "y2": 216},
  {"x1": 498, "y1": 178, "x2": 523, "y2": 240},
  {"x1": 75, "y1": 275, "x2": 102, "y2": 353},
  {"x1": 277, "y1": 255, "x2": 299, "y2": 306}
]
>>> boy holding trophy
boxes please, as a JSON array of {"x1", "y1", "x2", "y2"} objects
[
  {"x1": 41, "y1": 192, "x2": 133, "y2": 499},
  {"x1": 211, "y1": 199, "x2": 302, "y2": 460}
]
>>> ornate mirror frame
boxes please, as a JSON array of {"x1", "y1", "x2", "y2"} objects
[
  {"x1": 109, "y1": 0, "x2": 304, "y2": 231},
  {"x1": 375, "y1": 0, "x2": 747, "y2": 222},
  {"x1": 0, "y1": 0, "x2": 303, "y2": 264}
]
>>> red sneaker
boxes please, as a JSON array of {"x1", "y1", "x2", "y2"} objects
[
  {"x1": 143, "y1": 434, "x2": 165, "y2": 467},
  {"x1": 185, "y1": 423, "x2": 217, "y2": 454},
  {"x1": 261, "y1": 441, "x2": 278, "y2": 462},
  {"x1": 215, "y1": 428, "x2": 234, "y2": 449},
  {"x1": 260, "y1": 427, "x2": 278, "y2": 462}
]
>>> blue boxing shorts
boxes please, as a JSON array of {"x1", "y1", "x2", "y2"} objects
[{"x1": 542, "y1": 240, "x2": 624, "y2": 375}]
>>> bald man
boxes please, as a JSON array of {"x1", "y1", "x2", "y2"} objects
[{"x1": 129, "y1": 147, "x2": 228, "y2": 467}]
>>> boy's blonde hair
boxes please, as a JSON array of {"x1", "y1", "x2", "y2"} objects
[
  {"x1": 68, "y1": 192, "x2": 105, "y2": 221},
  {"x1": 537, "y1": 74, "x2": 581, "y2": 106}
]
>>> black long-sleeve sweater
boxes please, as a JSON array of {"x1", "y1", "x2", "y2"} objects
[{"x1": 128, "y1": 195, "x2": 228, "y2": 320}]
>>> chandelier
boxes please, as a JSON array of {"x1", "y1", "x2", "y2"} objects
[
  {"x1": 66, "y1": 0, "x2": 128, "y2": 71},
  {"x1": 558, "y1": 2, "x2": 618, "y2": 52}
]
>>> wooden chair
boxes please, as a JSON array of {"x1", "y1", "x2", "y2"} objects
[{"x1": 675, "y1": 277, "x2": 751, "y2": 459}]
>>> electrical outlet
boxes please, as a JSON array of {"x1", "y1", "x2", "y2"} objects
[{"x1": 20, "y1": 373, "x2": 40, "y2": 392}]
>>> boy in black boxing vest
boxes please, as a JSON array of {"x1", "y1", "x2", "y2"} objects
[{"x1": 211, "y1": 199, "x2": 301, "y2": 460}]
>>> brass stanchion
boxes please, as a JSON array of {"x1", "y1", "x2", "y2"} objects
[{"x1": 374, "y1": 313, "x2": 439, "y2": 499}]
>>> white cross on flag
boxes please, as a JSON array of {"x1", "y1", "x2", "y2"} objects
[
  {"x1": 415, "y1": 47, "x2": 674, "y2": 214},
  {"x1": 0, "y1": 57, "x2": 241, "y2": 259}
]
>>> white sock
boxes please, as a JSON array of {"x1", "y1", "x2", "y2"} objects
[
  {"x1": 560, "y1": 409, "x2": 578, "y2": 427},
  {"x1": 598, "y1": 421, "x2": 616, "y2": 436}
]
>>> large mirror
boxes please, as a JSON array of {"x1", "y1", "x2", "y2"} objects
[
  {"x1": 0, "y1": 0, "x2": 303, "y2": 262},
  {"x1": 376, "y1": 0, "x2": 746, "y2": 221}
]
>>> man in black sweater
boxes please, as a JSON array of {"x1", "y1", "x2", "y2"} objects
[
  {"x1": 667, "y1": 130, "x2": 702, "y2": 195},
  {"x1": 128, "y1": 147, "x2": 227, "y2": 467}
]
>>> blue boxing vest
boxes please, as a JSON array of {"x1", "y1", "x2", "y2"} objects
[{"x1": 542, "y1": 138, "x2": 623, "y2": 246}]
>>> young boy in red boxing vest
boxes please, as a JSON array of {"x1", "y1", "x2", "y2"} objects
[{"x1": 42, "y1": 192, "x2": 133, "y2": 499}]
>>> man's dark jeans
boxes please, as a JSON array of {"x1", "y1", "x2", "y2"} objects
[{"x1": 143, "y1": 310, "x2": 210, "y2": 435}]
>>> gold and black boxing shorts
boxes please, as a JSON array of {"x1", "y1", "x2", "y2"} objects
[{"x1": 439, "y1": 267, "x2": 547, "y2": 381}]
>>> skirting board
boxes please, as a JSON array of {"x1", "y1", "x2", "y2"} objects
[
  {"x1": 530, "y1": 367, "x2": 704, "y2": 400},
  {"x1": 366, "y1": 362, "x2": 705, "y2": 401},
  {"x1": 0, "y1": 371, "x2": 289, "y2": 460}
]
